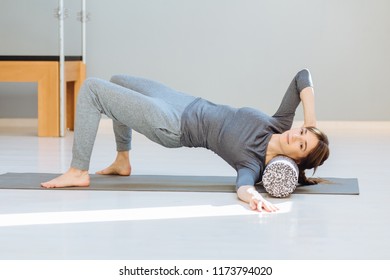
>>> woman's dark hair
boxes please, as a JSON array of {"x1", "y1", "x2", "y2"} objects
[{"x1": 298, "y1": 126, "x2": 330, "y2": 185}]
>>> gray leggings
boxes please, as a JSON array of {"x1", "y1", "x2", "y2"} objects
[{"x1": 71, "y1": 75, "x2": 196, "y2": 170}]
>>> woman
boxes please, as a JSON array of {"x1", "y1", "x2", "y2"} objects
[{"x1": 41, "y1": 69, "x2": 329, "y2": 213}]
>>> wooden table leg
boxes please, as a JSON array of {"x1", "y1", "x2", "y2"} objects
[
  {"x1": 65, "y1": 62, "x2": 86, "y2": 131},
  {"x1": 37, "y1": 63, "x2": 60, "y2": 137}
]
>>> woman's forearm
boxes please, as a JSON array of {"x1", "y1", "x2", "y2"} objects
[{"x1": 300, "y1": 86, "x2": 317, "y2": 127}]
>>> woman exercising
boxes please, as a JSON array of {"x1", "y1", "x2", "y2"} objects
[{"x1": 41, "y1": 69, "x2": 329, "y2": 213}]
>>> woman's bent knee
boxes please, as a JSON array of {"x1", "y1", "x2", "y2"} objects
[
  {"x1": 110, "y1": 74, "x2": 127, "y2": 85},
  {"x1": 83, "y1": 77, "x2": 105, "y2": 89}
]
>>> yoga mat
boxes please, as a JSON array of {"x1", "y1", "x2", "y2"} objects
[{"x1": 0, "y1": 173, "x2": 359, "y2": 195}]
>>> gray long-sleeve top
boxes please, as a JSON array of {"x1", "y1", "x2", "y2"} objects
[{"x1": 180, "y1": 69, "x2": 313, "y2": 189}]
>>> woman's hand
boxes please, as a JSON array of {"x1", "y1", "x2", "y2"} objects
[
  {"x1": 237, "y1": 185, "x2": 279, "y2": 213},
  {"x1": 249, "y1": 196, "x2": 279, "y2": 212}
]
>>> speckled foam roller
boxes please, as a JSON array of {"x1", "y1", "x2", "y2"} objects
[{"x1": 262, "y1": 156, "x2": 299, "y2": 198}]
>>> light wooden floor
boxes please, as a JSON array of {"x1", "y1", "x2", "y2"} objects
[{"x1": 0, "y1": 119, "x2": 389, "y2": 259}]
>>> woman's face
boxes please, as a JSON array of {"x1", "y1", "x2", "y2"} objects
[{"x1": 279, "y1": 127, "x2": 319, "y2": 162}]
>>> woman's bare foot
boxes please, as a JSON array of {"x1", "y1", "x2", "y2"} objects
[
  {"x1": 41, "y1": 168, "x2": 90, "y2": 188},
  {"x1": 96, "y1": 151, "x2": 131, "y2": 176}
]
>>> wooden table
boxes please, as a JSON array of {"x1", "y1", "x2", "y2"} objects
[{"x1": 0, "y1": 56, "x2": 86, "y2": 137}]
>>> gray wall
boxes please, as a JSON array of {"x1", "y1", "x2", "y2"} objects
[{"x1": 1, "y1": 0, "x2": 389, "y2": 120}]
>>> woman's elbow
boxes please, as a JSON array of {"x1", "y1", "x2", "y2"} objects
[{"x1": 296, "y1": 69, "x2": 313, "y2": 92}]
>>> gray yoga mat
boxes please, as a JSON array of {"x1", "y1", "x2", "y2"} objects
[{"x1": 0, "y1": 173, "x2": 359, "y2": 195}]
